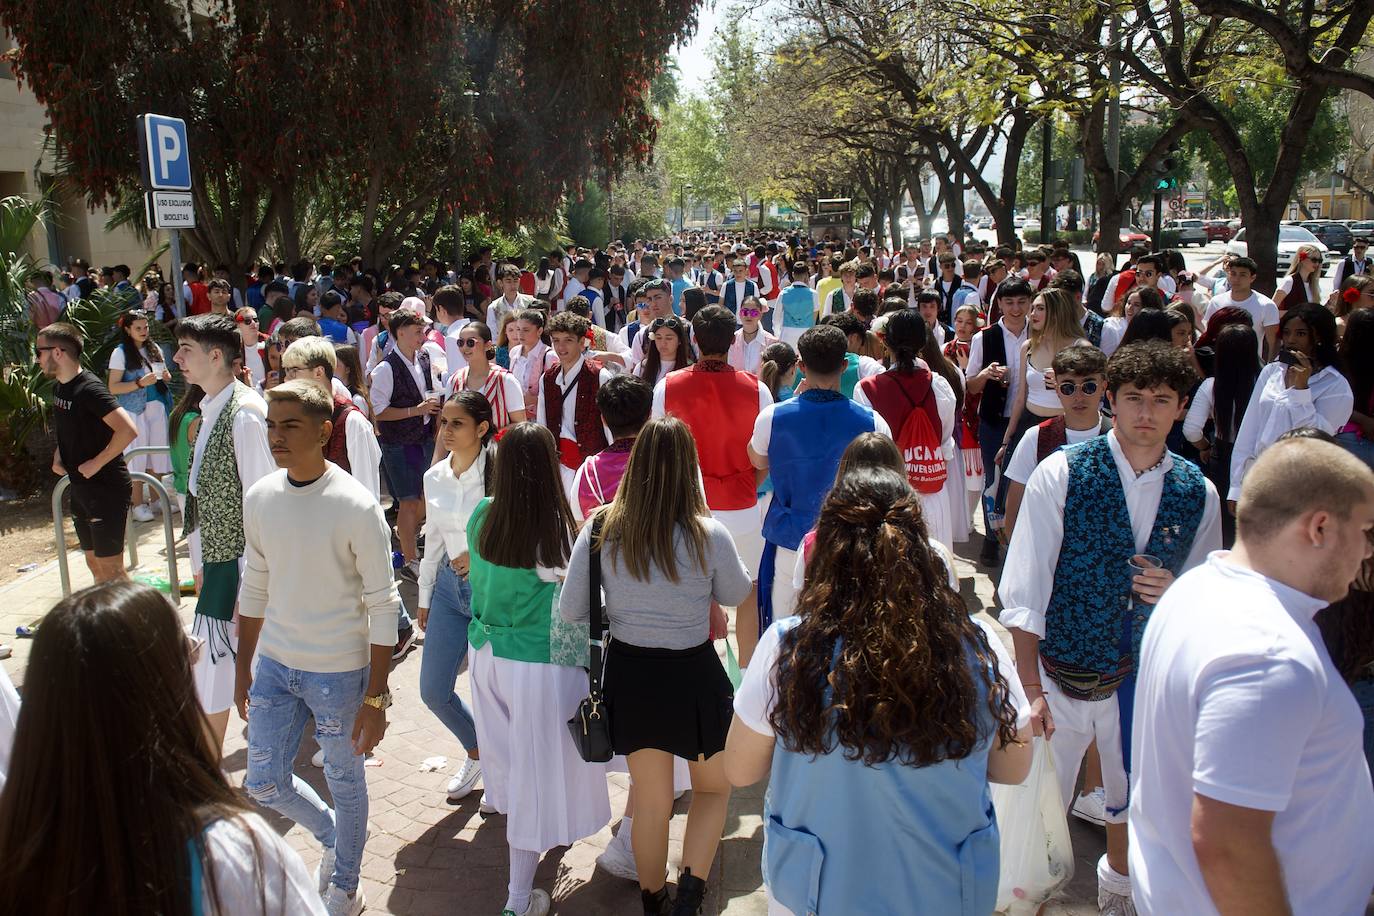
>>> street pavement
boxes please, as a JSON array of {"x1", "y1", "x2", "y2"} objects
[{"x1": 1, "y1": 510, "x2": 1108, "y2": 914}]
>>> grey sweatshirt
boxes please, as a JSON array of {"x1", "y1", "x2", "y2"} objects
[{"x1": 559, "y1": 515, "x2": 752, "y2": 650}]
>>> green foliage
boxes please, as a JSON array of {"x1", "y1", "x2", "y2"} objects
[
  {"x1": 659, "y1": 95, "x2": 735, "y2": 216},
  {"x1": 0, "y1": 195, "x2": 49, "y2": 367}
]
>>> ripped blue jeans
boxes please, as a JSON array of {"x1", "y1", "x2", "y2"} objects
[{"x1": 244, "y1": 654, "x2": 369, "y2": 894}]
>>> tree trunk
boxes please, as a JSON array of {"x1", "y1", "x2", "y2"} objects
[
  {"x1": 942, "y1": 165, "x2": 966, "y2": 240},
  {"x1": 277, "y1": 183, "x2": 302, "y2": 266},
  {"x1": 888, "y1": 192, "x2": 903, "y2": 251}
]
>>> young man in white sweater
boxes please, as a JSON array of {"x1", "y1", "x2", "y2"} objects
[{"x1": 235, "y1": 380, "x2": 402, "y2": 916}]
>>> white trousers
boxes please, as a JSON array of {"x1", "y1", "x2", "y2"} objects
[{"x1": 1042, "y1": 666, "x2": 1129, "y2": 824}]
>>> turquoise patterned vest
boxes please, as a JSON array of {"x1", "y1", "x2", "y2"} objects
[{"x1": 1040, "y1": 435, "x2": 1205, "y2": 700}]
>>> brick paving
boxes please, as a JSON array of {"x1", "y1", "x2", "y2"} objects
[{"x1": 1, "y1": 514, "x2": 1106, "y2": 915}]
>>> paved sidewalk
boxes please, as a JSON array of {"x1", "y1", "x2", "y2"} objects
[{"x1": 0, "y1": 516, "x2": 1104, "y2": 915}]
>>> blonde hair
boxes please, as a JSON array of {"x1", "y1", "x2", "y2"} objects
[
  {"x1": 1285, "y1": 244, "x2": 1324, "y2": 303},
  {"x1": 264, "y1": 378, "x2": 333, "y2": 420},
  {"x1": 595, "y1": 417, "x2": 709, "y2": 582},
  {"x1": 282, "y1": 336, "x2": 337, "y2": 377},
  {"x1": 1029, "y1": 289, "x2": 1084, "y2": 355}
]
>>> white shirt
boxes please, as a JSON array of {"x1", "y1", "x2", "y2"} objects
[
  {"x1": 562, "y1": 276, "x2": 586, "y2": 307},
  {"x1": 1181, "y1": 377, "x2": 1215, "y2": 444},
  {"x1": 485, "y1": 294, "x2": 529, "y2": 339},
  {"x1": 417, "y1": 448, "x2": 489, "y2": 607},
  {"x1": 343, "y1": 411, "x2": 381, "y2": 502},
  {"x1": 200, "y1": 814, "x2": 326, "y2": 915},
  {"x1": 1100, "y1": 315, "x2": 1127, "y2": 358},
  {"x1": 1227, "y1": 362, "x2": 1353, "y2": 500},
  {"x1": 535, "y1": 355, "x2": 614, "y2": 444},
  {"x1": 749, "y1": 397, "x2": 892, "y2": 456},
  {"x1": 1128, "y1": 554, "x2": 1374, "y2": 916},
  {"x1": 728, "y1": 327, "x2": 777, "y2": 374},
  {"x1": 1203, "y1": 291, "x2": 1279, "y2": 359},
  {"x1": 243, "y1": 344, "x2": 265, "y2": 387},
  {"x1": 964, "y1": 320, "x2": 1029, "y2": 418},
  {"x1": 1332, "y1": 255, "x2": 1368, "y2": 290},
  {"x1": 636, "y1": 358, "x2": 677, "y2": 385},
  {"x1": 368, "y1": 344, "x2": 444, "y2": 413},
  {"x1": 1000, "y1": 430, "x2": 1222, "y2": 638},
  {"x1": 189, "y1": 382, "x2": 275, "y2": 498},
  {"x1": 509, "y1": 342, "x2": 558, "y2": 398},
  {"x1": 1005, "y1": 421, "x2": 1104, "y2": 485}
]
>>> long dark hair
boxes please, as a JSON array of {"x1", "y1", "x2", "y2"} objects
[
  {"x1": 919, "y1": 325, "x2": 965, "y2": 416},
  {"x1": 116, "y1": 308, "x2": 158, "y2": 372},
  {"x1": 0, "y1": 582, "x2": 272, "y2": 915},
  {"x1": 1340, "y1": 308, "x2": 1374, "y2": 414},
  {"x1": 1120, "y1": 307, "x2": 1173, "y2": 348},
  {"x1": 883, "y1": 308, "x2": 928, "y2": 373},
  {"x1": 168, "y1": 383, "x2": 205, "y2": 440},
  {"x1": 476, "y1": 422, "x2": 573, "y2": 569},
  {"x1": 770, "y1": 468, "x2": 1018, "y2": 765},
  {"x1": 1211, "y1": 324, "x2": 1260, "y2": 442},
  {"x1": 1281, "y1": 302, "x2": 1339, "y2": 370},
  {"x1": 639, "y1": 318, "x2": 694, "y2": 381}
]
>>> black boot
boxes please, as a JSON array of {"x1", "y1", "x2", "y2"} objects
[
  {"x1": 979, "y1": 532, "x2": 1000, "y2": 565},
  {"x1": 670, "y1": 868, "x2": 707, "y2": 916},
  {"x1": 641, "y1": 885, "x2": 671, "y2": 916}
]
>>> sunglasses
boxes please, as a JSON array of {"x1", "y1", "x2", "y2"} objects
[
  {"x1": 458, "y1": 338, "x2": 484, "y2": 348},
  {"x1": 740, "y1": 307, "x2": 762, "y2": 318},
  {"x1": 1057, "y1": 380, "x2": 1100, "y2": 396},
  {"x1": 649, "y1": 317, "x2": 683, "y2": 332}
]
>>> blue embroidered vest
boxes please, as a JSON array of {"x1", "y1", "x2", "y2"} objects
[
  {"x1": 721, "y1": 279, "x2": 758, "y2": 316},
  {"x1": 114, "y1": 364, "x2": 150, "y2": 415},
  {"x1": 762, "y1": 390, "x2": 877, "y2": 550},
  {"x1": 763, "y1": 617, "x2": 1000, "y2": 915},
  {"x1": 1041, "y1": 436, "x2": 1206, "y2": 700}
]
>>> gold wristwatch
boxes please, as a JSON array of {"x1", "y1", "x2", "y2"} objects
[{"x1": 362, "y1": 691, "x2": 392, "y2": 711}]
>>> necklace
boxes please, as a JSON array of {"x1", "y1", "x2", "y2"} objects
[{"x1": 1135, "y1": 453, "x2": 1167, "y2": 477}]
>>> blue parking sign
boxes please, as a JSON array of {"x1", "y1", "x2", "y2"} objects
[{"x1": 138, "y1": 114, "x2": 191, "y2": 191}]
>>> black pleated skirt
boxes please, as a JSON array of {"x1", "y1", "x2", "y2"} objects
[{"x1": 604, "y1": 639, "x2": 734, "y2": 760}]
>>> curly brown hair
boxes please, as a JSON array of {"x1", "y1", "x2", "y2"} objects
[{"x1": 769, "y1": 468, "x2": 1019, "y2": 765}]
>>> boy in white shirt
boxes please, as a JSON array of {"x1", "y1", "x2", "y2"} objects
[{"x1": 1202, "y1": 256, "x2": 1279, "y2": 361}]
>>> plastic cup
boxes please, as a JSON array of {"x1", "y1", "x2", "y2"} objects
[{"x1": 1128, "y1": 554, "x2": 1163, "y2": 602}]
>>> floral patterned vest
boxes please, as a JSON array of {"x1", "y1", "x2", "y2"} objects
[
  {"x1": 1040, "y1": 435, "x2": 1205, "y2": 700},
  {"x1": 197, "y1": 383, "x2": 250, "y2": 565}
]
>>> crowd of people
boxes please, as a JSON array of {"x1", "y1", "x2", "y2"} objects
[{"x1": 1, "y1": 230, "x2": 1373, "y2": 916}]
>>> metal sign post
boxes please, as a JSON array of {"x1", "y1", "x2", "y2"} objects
[{"x1": 138, "y1": 113, "x2": 194, "y2": 316}]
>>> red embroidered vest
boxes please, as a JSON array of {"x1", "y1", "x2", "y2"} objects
[
  {"x1": 664, "y1": 361, "x2": 762, "y2": 510},
  {"x1": 543, "y1": 361, "x2": 605, "y2": 466},
  {"x1": 325, "y1": 393, "x2": 360, "y2": 473},
  {"x1": 1035, "y1": 416, "x2": 1068, "y2": 464}
]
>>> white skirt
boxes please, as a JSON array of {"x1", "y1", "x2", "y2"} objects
[
  {"x1": 945, "y1": 444, "x2": 971, "y2": 543},
  {"x1": 127, "y1": 399, "x2": 172, "y2": 475},
  {"x1": 469, "y1": 643, "x2": 611, "y2": 853}
]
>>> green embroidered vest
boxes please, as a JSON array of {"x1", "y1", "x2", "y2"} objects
[{"x1": 198, "y1": 383, "x2": 250, "y2": 565}]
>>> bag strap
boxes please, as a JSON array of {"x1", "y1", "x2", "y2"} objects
[{"x1": 588, "y1": 515, "x2": 607, "y2": 700}]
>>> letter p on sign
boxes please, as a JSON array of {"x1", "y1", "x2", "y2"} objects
[{"x1": 138, "y1": 114, "x2": 192, "y2": 191}]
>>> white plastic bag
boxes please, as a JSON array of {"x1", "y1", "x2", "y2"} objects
[{"x1": 991, "y1": 737, "x2": 1075, "y2": 914}]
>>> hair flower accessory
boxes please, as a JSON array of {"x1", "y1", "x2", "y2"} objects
[
  {"x1": 1343, "y1": 286, "x2": 1361, "y2": 304},
  {"x1": 1297, "y1": 250, "x2": 1309, "y2": 261}
]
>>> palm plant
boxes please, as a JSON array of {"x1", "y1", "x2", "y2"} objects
[{"x1": 0, "y1": 194, "x2": 50, "y2": 367}]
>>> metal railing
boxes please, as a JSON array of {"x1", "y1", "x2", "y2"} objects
[{"x1": 52, "y1": 446, "x2": 180, "y2": 601}]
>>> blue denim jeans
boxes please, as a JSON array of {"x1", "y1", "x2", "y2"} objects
[
  {"x1": 978, "y1": 416, "x2": 1010, "y2": 527},
  {"x1": 418, "y1": 558, "x2": 478, "y2": 752},
  {"x1": 244, "y1": 655, "x2": 370, "y2": 894},
  {"x1": 1352, "y1": 674, "x2": 1374, "y2": 780},
  {"x1": 1336, "y1": 430, "x2": 1374, "y2": 472}
]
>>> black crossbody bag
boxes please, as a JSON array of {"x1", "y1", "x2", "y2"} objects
[{"x1": 566, "y1": 515, "x2": 614, "y2": 762}]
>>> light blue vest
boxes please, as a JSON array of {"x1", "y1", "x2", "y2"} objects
[
  {"x1": 762, "y1": 390, "x2": 876, "y2": 550},
  {"x1": 763, "y1": 617, "x2": 1001, "y2": 915},
  {"x1": 778, "y1": 284, "x2": 817, "y2": 331},
  {"x1": 114, "y1": 364, "x2": 150, "y2": 415}
]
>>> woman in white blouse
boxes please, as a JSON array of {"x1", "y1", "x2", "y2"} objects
[
  {"x1": 416, "y1": 390, "x2": 494, "y2": 803},
  {"x1": 1228, "y1": 303, "x2": 1353, "y2": 505},
  {"x1": 634, "y1": 315, "x2": 695, "y2": 385}
]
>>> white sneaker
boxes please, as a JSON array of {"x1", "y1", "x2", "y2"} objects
[
  {"x1": 149, "y1": 499, "x2": 165, "y2": 516},
  {"x1": 323, "y1": 884, "x2": 366, "y2": 916},
  {"x1": 446, "y1": 757, "x2": 482, "y2": 800},
  {"x1": 0, "y1": 645, "x2": 10, "y2": 660},
  {"x1": 595, "y1": 831, "x2": 638, "y2": 881},
  {"x1": 501, "y1": 888, "x2": 550, "y2": 916},
  {"x1": 479, "y1": 793, "x2": 497, "y2": 814},
  {"x1": 1072, "y1": 787, "x2": 1107, "y2": 827},
  {"x1": 131, "y1": 504, "x2": 154, "y2": 522},
  {"x1": 314, "y1": 845, "x2": 336, "y2": 895},
  {"x1": 312, "y1": 748, "x2": 325, "y2": 768}
]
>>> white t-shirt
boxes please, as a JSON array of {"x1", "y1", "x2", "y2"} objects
[
  {"x1": 1005, "y1": 421, "x2": 1103, "y2": 485},
  {"x1": 199, "y1": 813, "x2": 327, "y2": 915},
  {"x1": 1203, "y1": 291, "x2": 1279, "y2": 359},
  {"x1": 1129, "y1": 554, "x2": 1374, "y2": 916},
  {"x1": 749, "y1": 399, "x2": 892, "y2": 456},
  {"x1": 108, "y1": 345, "x2": 166, "y2": 378}
]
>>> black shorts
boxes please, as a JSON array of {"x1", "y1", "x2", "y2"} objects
[{"x1": 69, "y1": 483, "x2": 130, "y2": 558}]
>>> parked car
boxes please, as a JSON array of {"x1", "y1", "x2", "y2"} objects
[
  {"x1": 1299, "y1": 220, "x2": 1353, "y2": 254},
  {"x1": 1165, "y1": 219, "x2": 1207, "y2": 247},
  {"x1": 1093, "y1": 226, "x2": 1152, "y2": 252},
  {"x1": 1204, "y1": 220, "x2": 1233, "y2": 243},
  {"x1": 1226, "y1": 224, "x2": 1329, "y2": 274},
  {"x1": 1350, "y1": 219, "x2": 1374, "y2": 239}
]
